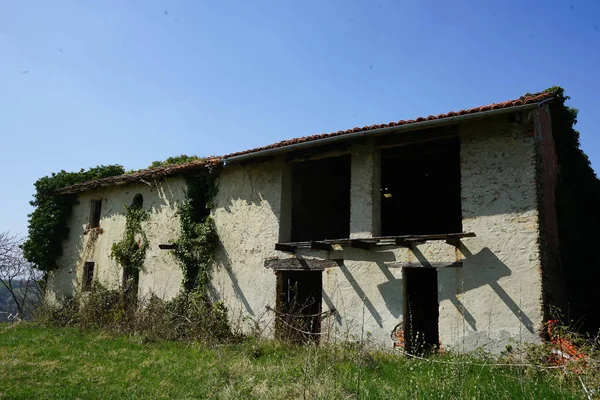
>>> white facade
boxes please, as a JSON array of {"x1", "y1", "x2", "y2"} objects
[{"x1": 47, "y1": 113, "x2": 555, "y2": 353}]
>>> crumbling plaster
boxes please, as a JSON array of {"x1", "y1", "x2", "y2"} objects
[
  {"x1": 47, "y1": 114, "x2": 545, "y2": 353},
  {"x1": 47, "y1": 179, "x2": 187, "y2": 303}
]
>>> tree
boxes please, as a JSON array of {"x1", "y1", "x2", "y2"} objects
[{"x1": 0, "y1": 232, "x2": 43, "y2": 320}]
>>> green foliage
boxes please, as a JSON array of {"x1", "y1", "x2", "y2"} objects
[
  {"x1": 546, "y1": 86, "x2": 600, "y2": 333},
  {"x1": 0, "y1": 324, "x2": 588, "y2": 399},
  {"x1": 22, "y1": 165, "x2": 125, "y2": 271},
  {"x1": 172, "y1": 172, "x2": 219, "y2": 292},
  {"x1": 149, "y1": 154, "x2": 204, "y2": 169},
  {"x1": 110, "y1": 205, "x2": 149, "y2": 275},
  {"x1": 36, "y1": 285, "x2": 233, "y2": 343}
]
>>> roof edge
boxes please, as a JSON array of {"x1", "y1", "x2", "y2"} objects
[
  {"x1": 55, "y1": 91, "x2": 554, "y2": 195},
  {"x1": 223, "y1": 101, "x2": 546, "y2": 164}
]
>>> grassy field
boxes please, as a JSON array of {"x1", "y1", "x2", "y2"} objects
[{"x1": 0, "y1": 323, "x2": 589, "y2": 399}]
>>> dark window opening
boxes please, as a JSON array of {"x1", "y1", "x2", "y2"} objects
[
  {"x1": 82, "y1": 262, "x2": 94, "y2": 292},
  {"x1": 381, "y1": 138, "x2": 462, "y2": 236},
  {"x1": 404, "y1": 267, "x2": 439, "y2": 354},
  {"x1": 132, "y1": 193, "x2": 144, "y2": 209},
  {"x1": 276, "y1": 270, "x2": 322, "y2": 342},
  {"x1": 90, "y1": 200, "x2": 102, "y2": 228},
  {"x1": 291, "y1": 155, "x2": 351, "y2": 242}
]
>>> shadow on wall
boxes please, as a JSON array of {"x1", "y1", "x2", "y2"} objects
[
  {"x1": 336, "y1": 244, "x2": 534, "y2": 334},
  {"x1": 217, "y1": 164, "x2": 278, "y2": 214},
  {"x1": 67, "y1": 181, "x2": 183, "y2": 295},
  {"x1": 214, "y1": 246, "x2": 255, "y2": 317}
]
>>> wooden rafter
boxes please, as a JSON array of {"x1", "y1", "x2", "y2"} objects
[{"x1": 274, "y1": 232, "x2": 476, "y2": 254}]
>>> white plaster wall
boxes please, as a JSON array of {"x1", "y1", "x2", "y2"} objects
[
  {"x1": 319, "y1": 117, "x2": 542, "y2": 352},
  {"x1": 438, "y1": 117, "x2": 542, "y2": 353},
  {"x1": 210, "y1": 161, "x2": 283, "y2": 335},
  {"x1": 47, "y1": 179, "x2": 187, "y2": 302},
  {"x1": 47, "y1": 116, "x2": 543, "y2": 354}
]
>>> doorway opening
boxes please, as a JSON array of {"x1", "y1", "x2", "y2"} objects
[
  {"x1": 276, "y1": 270, "x2": 323, "y2": 342},
  {"x1": 404, "y1": 267, "x2": 439, "y2": 354}
]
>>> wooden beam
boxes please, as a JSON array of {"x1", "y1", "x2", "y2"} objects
[
  {"x1": 350, "y1": 239, "x2": 374, "y2": 250},
  {"x1": 275, "y1": 243, "x2": 297, "y2": 253},
  {"x1": 395, "y1": 238, "x2": 426, "y2": 248},
  {"x1": 387, "y1": 261, "x2": 463, "y2": 269},
  {"x1": 310, "y1": 241, "x2": 335, "y2": 251},
  {"x1": 264, "y1": 258, "x2": 338, "y2": 270}
]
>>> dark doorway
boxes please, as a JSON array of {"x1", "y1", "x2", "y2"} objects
[
  {"x1": 381, "y1": 138, "x2": 462, "y2": 236},
  {"x1": 276, "y1": 270, "x2": 323, "y2": 342},
  {"x1": 404, "y1": 268, "x2": 439, "y2": 354},
  {"x1": 291, "y1": 155, "x2": 351, "y2": 242}
]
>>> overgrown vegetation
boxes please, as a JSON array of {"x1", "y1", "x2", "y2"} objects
[
  {"x1": 36, "y1": 284, "x2": 234, "y2": 343},
  {"x1": 148, "y1": 154, "x2": 205, "y2": 169},
  {"x1": 546, "y1": 86, "x2": 600, "y2": 334},
  {"x1": 172, "y1": 171, "x2": 219, "y2": 292},
  {"x1": 22, "y1": 165, "x2": 125, "y2": 271},
  {"x1": 0, "y1": 323, "x2": 591, "y2": 399},
  {"x1": 109, "y1": 204, "x2": 149, "y2": 285}
]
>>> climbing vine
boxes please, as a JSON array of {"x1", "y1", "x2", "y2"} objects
[
  {"x1": 110, "y1": 205, "x2": 149, "y2": 276},
  {"x1": 545, "y1": 86, "x2": 600, "y2": 333},
  {"x1": 172, "y1": 170, "x2": 219, "y2": 293},
  {"x1": 23, "y1": 165, "x2": 125, "y2": 271}
]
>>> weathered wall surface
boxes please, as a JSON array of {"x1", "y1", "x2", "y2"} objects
[
  {"x1": 438, "y1": 116, "x2": 543, "y2": 352},
  {"x1": 48, "y1": 115, "x2": 545, "y2": 353},
  {"x1": 47, "y1": 179, "x2": 187, "y2": 302},
  {"x1": 534, "y1": 105, "x2": 566, "y2": 316},
  {"x1": 210, "y1": 160, "x2": 283, "y2": 335}
]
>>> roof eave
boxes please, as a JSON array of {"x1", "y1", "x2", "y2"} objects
[{"x1": 223, "y1": 102, "x2": 545, "y2": 165}]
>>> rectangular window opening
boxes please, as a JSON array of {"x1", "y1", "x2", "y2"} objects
[
  {"x1": 291, "y1": 155, "x2": 351, "y2": 242},
  {"x1": 381, "y1": 138, "x2": 461, "y2": 236},
  {"x1": 82, "y1": 262, "x2": 94, "y2": 292},
  {"x1": 404, "y1": 267, "x2": 439, "y2": 354},
  {"x1": 276, "y1": 270, "x2": 323, "y2": 342},
  {"x1": 90, "y1": 200, "x2": 102, "y2": 228}
]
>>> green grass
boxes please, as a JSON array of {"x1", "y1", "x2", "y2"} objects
[{"x1": 0, "y1": 323, "x2": 587, "y2": 399}]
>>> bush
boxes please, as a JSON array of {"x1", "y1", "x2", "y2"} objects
[{"x1": 37, "y1": 286, "x2": 234, "y2": 344}]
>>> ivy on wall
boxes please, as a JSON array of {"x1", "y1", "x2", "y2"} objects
[
  {"x1": 23, "y1": 165, "x2": 125, "y2": 271},
  {"x1": 110, "y1": 204, "x2": 149, "y2": 279},
  {"x1": 546, "y1": 86, "x2": 600, "y2": 333},
  {"x1": 172, "y1": 170, "x2": 219, "y2": 293}
]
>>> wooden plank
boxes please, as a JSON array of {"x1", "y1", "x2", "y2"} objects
[
  {"x1": 264, "y1": 258, "x2": 338, "y2": 270},
  {"x1": 387, "y1": 261, "x2": 463, "y2": 269},
  {"x1": 275, "y1": 243, "x2": 297, "y2": 253},
  {"x1": 350, "y1": 239, "x2": 375, "y2": 250},
  {"x1": 311, "y1": 241, "x2": 334, "y2": 251},
  {"x1": 158, "y1": 244, "x2": 176, "y2": 250},
  {"x1": 275, "y1": 232, "x2": 476, "y2": 251},
  {"x1": 395, "y1": 238, "x2": 426, "y2": 248}
]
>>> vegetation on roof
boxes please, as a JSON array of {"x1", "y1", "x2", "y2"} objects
[
  {"x1": 22, "y1": 165, "x2": 125, "y2": 271},
  {"x1": 148, "y1": 154, "x2": 205, "y2": 169}
]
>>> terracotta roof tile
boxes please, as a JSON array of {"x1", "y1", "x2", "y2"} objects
[
  {"x1": 221, "y1": 91, "x2": 552, "y2": 159},
  {"x1": 58, "y1": 91, "x2": 552, "y2": 194}
]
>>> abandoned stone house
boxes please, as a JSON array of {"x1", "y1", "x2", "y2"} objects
[{"x1": 47, "y1": 91, "x2": 568, "y2": 353}]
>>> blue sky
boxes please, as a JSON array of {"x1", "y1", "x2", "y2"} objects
[{"x1": 1, "y1": 0, "x2": 599, "y2": 236}]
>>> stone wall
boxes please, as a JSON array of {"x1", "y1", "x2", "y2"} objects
[{"x1": 47, "y1": 114, "x2": 547, "y2": 353}]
